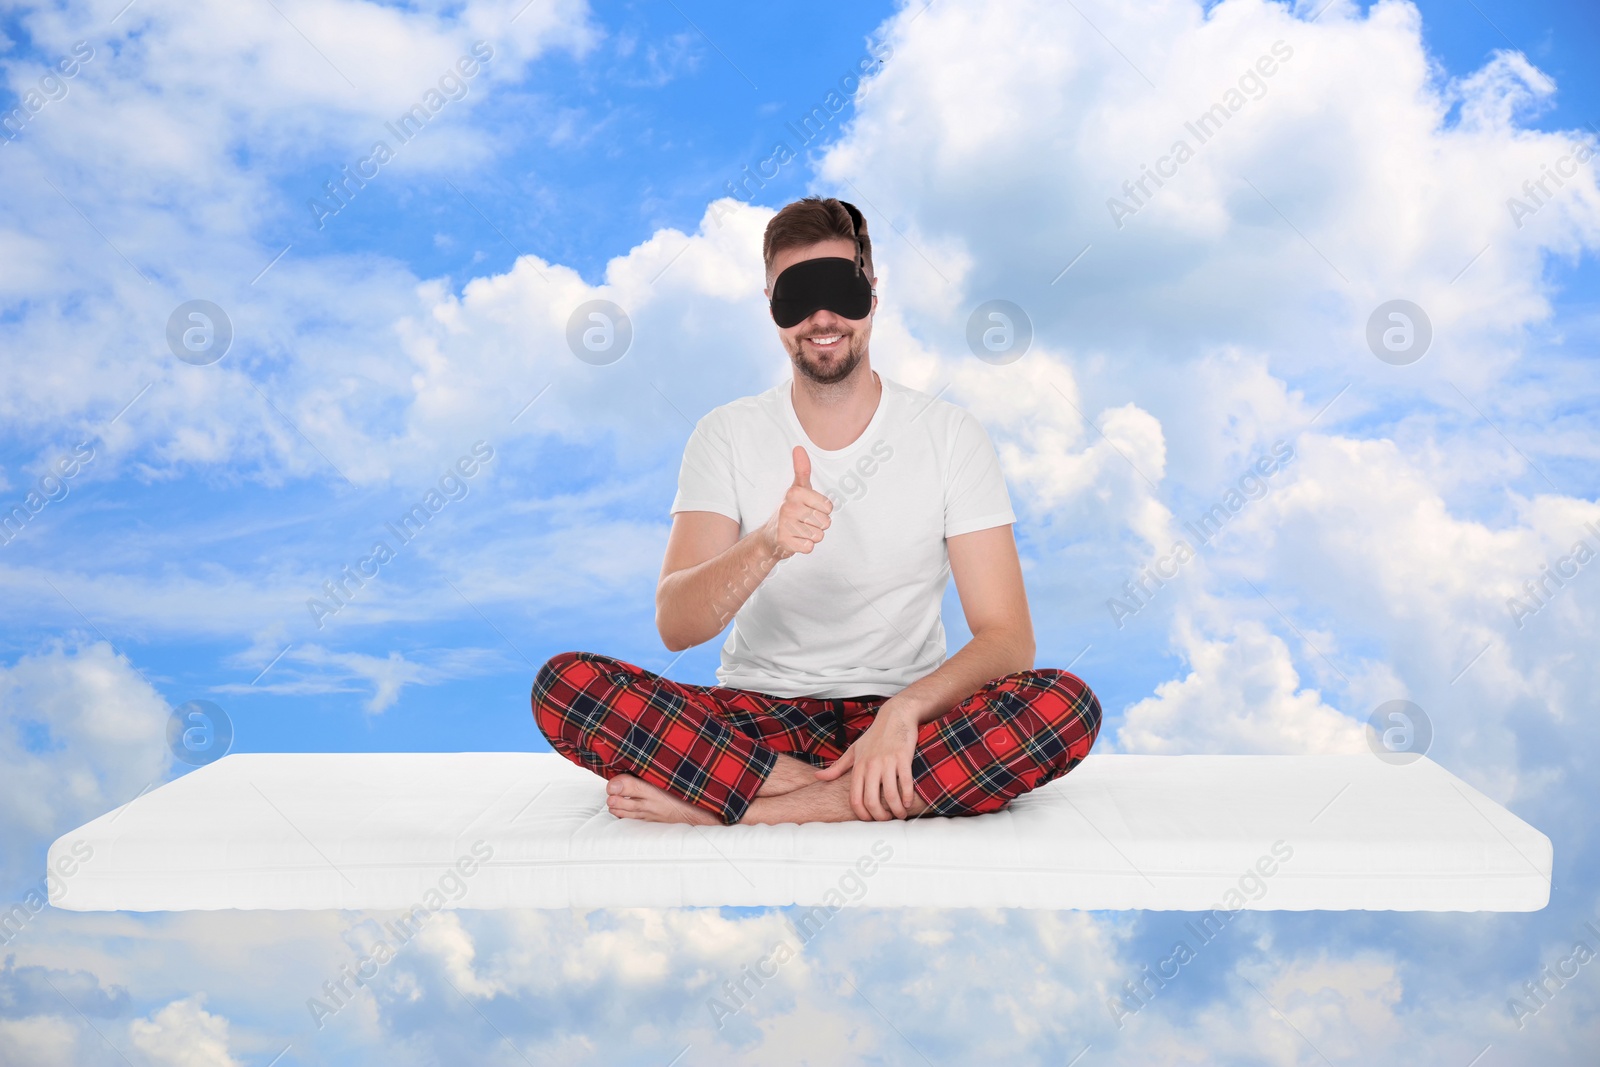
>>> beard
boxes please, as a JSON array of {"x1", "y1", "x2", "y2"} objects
[{"x1": 787, "y1": 328, "x2": 868, "y2": 385}]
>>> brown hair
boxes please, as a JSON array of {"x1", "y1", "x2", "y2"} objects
[{"x1": 763, "y1": 196, "x2": 874, "y2": 285}]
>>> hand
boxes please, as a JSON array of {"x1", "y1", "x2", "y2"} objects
[
  {"x1": 815, "y1": 699, "x2": 920, "y2": 820},
  {"x1": 760, "y1": 445, "x2": 833, "y2": 561}
]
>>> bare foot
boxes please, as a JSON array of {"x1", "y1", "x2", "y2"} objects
[
  {"x1": 741, "y1": 771, "x2": 931, "y2": 824},
  {"x1": 606, "y1": 774, "x2": 721, "y2": 826}
]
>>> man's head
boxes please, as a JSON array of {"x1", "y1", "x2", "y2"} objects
[{"x1": 763, "y1": 197, "x2": 878, "y2": 386}]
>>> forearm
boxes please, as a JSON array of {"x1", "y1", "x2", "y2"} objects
[
  {"x1": 656, "y1": 527, "x2": 781, "y2": 651},
  {"x1": 886, "y1": 625, "x2": 1036, "y2": 726}
]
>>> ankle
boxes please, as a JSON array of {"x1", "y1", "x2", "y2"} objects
[{"x1": 760, "y1": 755, "x2": 821, "y2": 796}]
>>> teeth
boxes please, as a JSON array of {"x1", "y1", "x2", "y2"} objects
[{"x1": 809, "y1": 335, "x2": 841, "y2": 344}]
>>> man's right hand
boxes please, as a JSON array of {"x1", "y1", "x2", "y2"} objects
[{"x1": 761, "y1": 445, "x2": 833, "y2": 560}]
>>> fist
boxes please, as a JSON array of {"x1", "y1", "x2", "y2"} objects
[{"x1": 763, "y1": 445, "x2": 833, "y2": 560}]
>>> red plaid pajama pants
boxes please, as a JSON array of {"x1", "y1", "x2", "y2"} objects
[{"x1": 531, "y1": 650, "x2": 1101, "y2": 825}]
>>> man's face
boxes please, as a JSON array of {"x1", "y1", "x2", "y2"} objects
[{"x1": 765, "y1": 237, "x2": 877, "y2": 386}]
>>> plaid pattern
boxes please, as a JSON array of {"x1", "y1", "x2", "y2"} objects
[{"x1": 531, "y1": 650, "x2": 1101, "y2": 825}]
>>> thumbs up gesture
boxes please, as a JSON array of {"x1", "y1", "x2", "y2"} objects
[
  {"x1": 761, "y1": 445, "x2": 834, "y2": 560},
  {"x1": 791, "y1": 444, "x2": 813, "y2": 490}
]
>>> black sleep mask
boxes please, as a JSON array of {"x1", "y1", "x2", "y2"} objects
[{"x1": 769, "y1": 256, "x2": 875, "y2": 328}]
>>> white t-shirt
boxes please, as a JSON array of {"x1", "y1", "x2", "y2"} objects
[{"x1": 669, "y1": 372, "x2": 1016, "y2": 698}]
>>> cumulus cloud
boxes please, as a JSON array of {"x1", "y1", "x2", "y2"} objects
[
  {"x1": 128, "y1": 994, "x2": 241, "y2": 1067},
  {"x1": 0, "y1": 0, "x2": 600, "y2": 483},
  {"x1": 0, "y1": 0, "x2": 1598, "y2": 1064},
  {"x1": 0, "y1": 1015, "x2": 83, "y2": 1067},
  {"x1": 351, "y1": 905, "x2": 1131, "y2": 1064},
  {"x1": 0, "y1": 640, "x2": 170, "y2": 887},
  {"x1": 1113, "y1": 618, "x2": 1364, "y2": 753}
]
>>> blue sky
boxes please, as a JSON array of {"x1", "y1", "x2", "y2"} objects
[{"x1": 2, "y1": 0, "x2": 1599, "y2": 1063}]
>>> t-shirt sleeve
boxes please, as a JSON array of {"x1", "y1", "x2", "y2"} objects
[
  {"x1": 944, "y1": 411, "x2": 1016, "y2": 538},
  {"x1": 669, "y1": 411, "x2": 741, "y2": 524}
]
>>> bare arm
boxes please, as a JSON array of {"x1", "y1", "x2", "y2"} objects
[
  {"x1": 656, "y1": 446, "x2": 835, "y2": 652},
  {"x1": 815, "y1": 522, "x2": 1036, "y2": 820},
  {"x1": 889, "y1": 522, "x2": 1036, "y2": 724},
  {"x1": 655, "y1": 511, "x2": 771, "y2": 652}
]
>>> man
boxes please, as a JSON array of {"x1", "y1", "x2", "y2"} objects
[{"x1": 532, "y1": 196, "x2": 1100, "y2": 826}]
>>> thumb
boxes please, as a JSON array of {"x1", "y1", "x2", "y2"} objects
[
  {"x1": 815, "y1": 746, "x2": 855, "y2": 780},
  {"x1": 792, "y1": 445, "x2": 812, "y2": 489}
]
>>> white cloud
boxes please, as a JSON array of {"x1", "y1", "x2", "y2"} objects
[
  {"x1": 0, "y1": 0, "x2": 1597, "y2": 1064},
  {"x1": 213, "y1": 644, "x2": 505, "y2": 713},
  {"x1": 0, "y1": 641, "x2": 170, "y2": 885},
  {"x1": 0, "y1": 0, "x2": 601, "y2": 484},
  {"x1": 128, "y1": 994, "x2": 241, "y2": 1067},
  {"x1": 0, "y1": 1015, "x2": 81, "y2": 1067},
  {"x1": 1113, "y1": 618, "x2": 1364, "y2": 753}
]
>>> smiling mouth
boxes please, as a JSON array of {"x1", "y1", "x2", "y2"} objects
[{"x1": 805, "y1": 334, "x2": 844, "y2": 350}]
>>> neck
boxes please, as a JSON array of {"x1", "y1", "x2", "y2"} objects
[{"x1": 792, "y1": 363, "x2": 881, "y2": 452}]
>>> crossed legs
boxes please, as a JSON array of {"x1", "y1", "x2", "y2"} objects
[
  {"x1": 532, "y1": 650, "x2": 1100, "y2": 826},
  {"x1": 605, "y1": 753, "x2": 930, "y2": 825}
]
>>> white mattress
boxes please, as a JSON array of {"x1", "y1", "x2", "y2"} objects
[{"x1": 47, "y1": 752, "x2": 1552, "y2": 912}]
